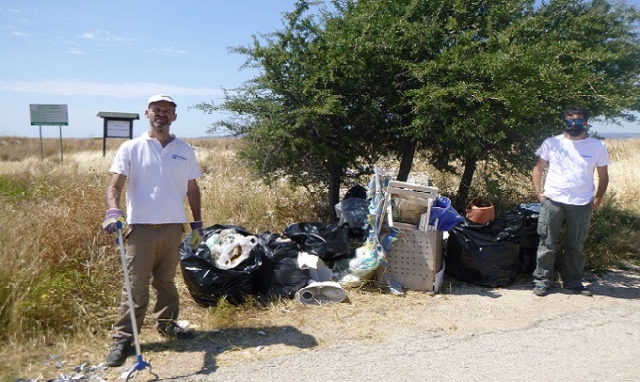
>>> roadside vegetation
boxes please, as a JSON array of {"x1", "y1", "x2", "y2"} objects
[{"x1": 0, "y1": 136, "x2": 639, "y2": 380}]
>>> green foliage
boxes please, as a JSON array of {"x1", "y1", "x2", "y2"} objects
[
  {"x1": 14, "y1": 255, "x2": 114, "y2": 339},
  {"x1": 0, "y1": 176, "x2": 34, "y2": 202},
  {"x1": 585, "y1": 195, "x2": 640, "y2": 272},
  {"x1": 407, "y1": 0, "x2": 640, "y2": 204},
  {"x1": 0, "y1": 172, "x2": 64, "y2": 205},
  {"x1": 195, "y1": 1, "x2": 399, "y2": 207},
  {"x1": 204, "y1": 295, "x2": 263, "y2": 330},
  {"x1": 198, "y1": 0, "x2": 640, "y2": 209},
  {"x1": 476, "y1": 172, "x2": 531, "y2": 215}
]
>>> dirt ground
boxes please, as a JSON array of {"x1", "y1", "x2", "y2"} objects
[{"x1": 87, "y1": 269, "x2": 640, "y2": 381}]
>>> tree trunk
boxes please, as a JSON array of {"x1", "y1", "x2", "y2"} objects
[
  {"x1": 327, "y1": 162, "x2": 342, "y2": 222},
  {"x1": 396, "y1": 139, "x2": 418, "y2": 182},
  {"x1": 454, "y1": 155, "x2": 477, "y2": 211}
]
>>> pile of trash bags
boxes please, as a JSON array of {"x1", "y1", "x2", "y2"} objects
[
  {"x1": 180, "y1": 222, "x2": 365, "y2": 307},
  {"x1": 180, "y1": 176, "x2": 539, "y2": 304},
  {"x1": 445, "y1": 203, "x2": 540, "y2": 287},
  {"x1": 180, "y1": 175, "x2": 393, "y2": 307},
  {"x1": 180, "y1": 173, "x2": 465, "y2": 306}
]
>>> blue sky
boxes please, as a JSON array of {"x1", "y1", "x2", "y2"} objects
[
  {"x1": 0, "y1": 1, "x2": 300, "y2": 139},
  {"x1": 1, "y1": 1, "x2": 640, "y2": 139}
]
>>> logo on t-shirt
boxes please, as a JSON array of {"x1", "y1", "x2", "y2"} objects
[{"x1": 171, "y1": 154, "x2": 187, "y2": 161}]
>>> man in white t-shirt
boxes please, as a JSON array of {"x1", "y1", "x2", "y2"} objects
[
  {"x1": 101, "y1": 94, "x2": 205, "y2": 367},
  {"x1": 532, "y1": 105, "x2": 610, "y2": 297}
]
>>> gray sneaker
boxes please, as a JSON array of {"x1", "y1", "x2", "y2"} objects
[
  {"x1": 566, "y1": 285, "x2": 593, "y2": 296},
  {"x1": 533, "y1": 285, "x2": 547, "y2": 296},
  {"x1": 105, "y1": 339, "x2": 132, "y2": 367},
  {"x1": 157, "y1": 321, "x2": 194, "y2": 339}
]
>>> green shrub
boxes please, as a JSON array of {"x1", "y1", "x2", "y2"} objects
[{"x1": 585, "y1": 195, "x2": 640, "y2": 272}]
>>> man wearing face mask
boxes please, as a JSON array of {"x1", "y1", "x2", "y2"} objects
[{"x1": 531, "y1": 105, "x2": 610, "y2": 297}]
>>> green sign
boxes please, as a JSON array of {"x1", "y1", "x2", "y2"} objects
[{"x1": 30, "y1": 104, "x2": 69, "y2": 126}]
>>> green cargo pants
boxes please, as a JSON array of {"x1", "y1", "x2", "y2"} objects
[{"x1": 532, "y1": 198, "x2": 592, "y2": 289}]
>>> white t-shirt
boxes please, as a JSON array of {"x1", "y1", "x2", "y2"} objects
[
  {"x1": 109, "y1": 132, "x2": 202, "y2": 224},
  {"x1": 536, "y1": 134, "x2": 611, "y2": 205}
]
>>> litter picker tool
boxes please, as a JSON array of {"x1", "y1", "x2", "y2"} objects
[{"x1": 115, "y1": 221, "x2": 159, "y2": 381}]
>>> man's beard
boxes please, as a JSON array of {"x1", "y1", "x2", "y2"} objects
[{"x1": 151, "y1": 119, "x2": 171, "y2": 129}]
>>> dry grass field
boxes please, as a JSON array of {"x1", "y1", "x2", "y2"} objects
[{"x1": 0, "y1": 135, "x2": 639, "y2": 381}]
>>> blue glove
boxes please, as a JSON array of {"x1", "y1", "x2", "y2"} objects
[
  {"x1": 102, "y1": 208, "x2": 126, "y2": 233},
  {"x1": 189, "y1": 221, "x2": 204, "y2": 250}
]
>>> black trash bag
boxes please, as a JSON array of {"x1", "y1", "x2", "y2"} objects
[
  {"x1": 180, "y1": 224, "x2": 263, "y2": 307},
  {"x1": 252, "y1": 231, "x2": 307, "y2": 298},
  {"x1": 502, "y1": 203, "x2": 540, "y2": 275},
  {"x1": 282, "y1": 222, "x2": 365, "y2": 263},
  {"x1": 344, "y1": 184, "x2": 368, "y2": 200},
  {"x1": 446, "y1": 218, "x2": 521, "y2": 287},
  {"x1": 335, "y1": 197, "x2": 370, "y2": 230}
]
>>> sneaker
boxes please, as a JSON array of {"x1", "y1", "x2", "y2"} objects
[
  {"x1": 566, "y1": 285, "x2": 593, "y2": 296},
  {"x1": 533, "y1": 285, "x2": 548, "y2": 297},
  {"x1": 105, "y1": 339, "x2": 132, "y2": 367},
  {"x1": 158, "y1": 321, "x2": 194, "y2": 339}
]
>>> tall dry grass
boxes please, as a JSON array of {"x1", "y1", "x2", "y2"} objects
[{"x1": 0, "y1": 135, "x2": 639, "y2": 380}]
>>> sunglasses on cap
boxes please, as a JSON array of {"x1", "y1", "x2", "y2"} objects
[{"x1": 564, "y1": 118, "x2": 584, "y2": 127}]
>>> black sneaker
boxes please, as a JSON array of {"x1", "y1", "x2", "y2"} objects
[
  {"x1": 105, "y1": 339, "x2": 132, "y2": 367},
  {"x1": 158, "y1": 321, "x2": 194, "y2": 339},
  {"x1": 566, "y1": 285, "x2": 593, "y2": 297},
  {"x1": 533, "y1": 285, "x2": 548, "y2": 297}
]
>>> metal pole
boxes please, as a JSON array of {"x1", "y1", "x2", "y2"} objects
[
  {"x1": 103, "y1": 119, "x2": 107, "y2": 157},
  {"x1": 59, "y1": 125, "x2": 64, "y2": 162},
  {"x1": 39, "y1": 125, "x2": 44, "y2": 161}
]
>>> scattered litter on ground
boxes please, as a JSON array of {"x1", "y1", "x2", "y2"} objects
[{"x1": 14, "y1": 357, "x2": 109, "y2": 382}]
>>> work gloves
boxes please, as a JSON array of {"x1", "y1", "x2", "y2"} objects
[
  {"x1": 189, "y1": 221, "x2": 204, "y2": 250},
  {"x1": 102, "y1": 210, "x2": 203, "y2": 250},
  {"x1": 102, "y1": 208, "x2": 126, "y2": 233}
]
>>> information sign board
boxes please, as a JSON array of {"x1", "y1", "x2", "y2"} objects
[
  {"x1": 30, "y1": 104, "x2": 69, "y2": 126},
  {"x1": 106, "y1": 119, "x2": 132, "y2": 138}
]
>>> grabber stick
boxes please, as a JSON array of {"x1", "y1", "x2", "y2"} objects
[{"x1": 115, "y1": 221, "x2": 159, "y2": 381}]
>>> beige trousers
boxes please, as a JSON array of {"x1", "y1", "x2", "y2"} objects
[{"x1": 112, "y1": 224, "x2": 184, "y2": 342}]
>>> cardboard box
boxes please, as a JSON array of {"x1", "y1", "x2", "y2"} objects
[{"x1": 379, "y1": 227, "x2": 444, "y2": 292}]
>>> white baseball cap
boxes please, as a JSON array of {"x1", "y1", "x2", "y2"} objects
[{"x1": 148, "y1": 93, "x2": 177, "y2": 107}]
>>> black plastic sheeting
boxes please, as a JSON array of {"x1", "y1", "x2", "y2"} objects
[
  {"x1": 180, "y1": 224, "x2": 263, "y2": 306},
  {"x1": 445, "y1": 203, "x2": 540, "y2": 287},
  {"x1": 282, "y1": 222, "x2": 366, "y2": 263},
  {"x1": 335, "y1": 197, "x2": 370, "y2": 230},
  {"x1": 253, "y1": 231, "x2": 308, "y2": 298},
  {"x1": 504, "y1": 203, "x2": 540, "y2": 274},
  {"x1": 180, "y1": 222, "x2": 365, "y2": 307}
]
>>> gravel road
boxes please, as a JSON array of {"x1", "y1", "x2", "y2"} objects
[
  {"x1": 103, "y1": 270, "x2": 640, "y2": 382},
  {"x1": 206, "y1": 301, "x2": 639, "y2": 382}
]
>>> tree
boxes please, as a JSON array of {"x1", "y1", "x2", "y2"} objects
[
  {"x1": 195, "y1": 1, "x2": 400, "y2": 211},
  {"x1": 408, "y1": 0, "x2": 640, "y2": 207},
  {"x1": 344, "y1": 0, "x2": 640, "y2": 207},
  {"x1": 197, "y1": 0, "x2": 640, "y2": 211}
]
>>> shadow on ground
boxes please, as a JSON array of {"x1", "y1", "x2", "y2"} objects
[
  {"x1": 137, "y1": 325, "x2": 317, "y2": 380},
  {"x1": 441, "y1": 269, "x2": 640, "y2": 299}
]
